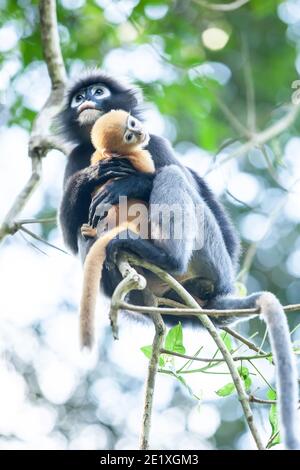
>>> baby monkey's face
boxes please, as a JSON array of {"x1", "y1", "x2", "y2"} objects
[
  {"x1": 91, "y1": 109, "x2": 150, "y2": 155},
  {"x1": 123, "y1": 114, "x2": 149, "y2": 147}
]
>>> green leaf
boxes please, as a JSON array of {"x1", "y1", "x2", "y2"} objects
[
  {"x1": 269, "y1": 403, "x2": 278, "y2": 435},
  {"x1": 216, "y1": 382, "x2": 235, "y2": 397},
  {"x1": 266, "y1": 389, "x2": 280, "y2": 448},
  {"x1": 238, "y1": 366, "x2": 252, "y2": 391},
  {"x1": 140, "y1": 345, "x2": 165, "y2": 367},
  {"x1": 220, "y1": 332, "x2": 232, "y2": 352},
  {"x1": 164, "y1": 323, "x2": 186, "y2": 354},
  {"x1": 141, "y1": 345, "x2": 152, "y2": 360},
  {"x1": 267, "y1": 389, "x2": 277, "y2": 401},
  {"x1": 243, "y1": 376, "x2": 252, "y2": 390}
]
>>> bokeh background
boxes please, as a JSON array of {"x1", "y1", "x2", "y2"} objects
[{"x1": 0, "y1": 0, "x2": 300, "y2": 450}]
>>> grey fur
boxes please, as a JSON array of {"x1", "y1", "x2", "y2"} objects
[{"x1": 258, "y1": 293, "x2": 300, "y2": 450}]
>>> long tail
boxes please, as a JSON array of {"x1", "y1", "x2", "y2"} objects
[
  {"x1": 79, "y1": 222, "x2": 135, "y2": 349},
  {"x1": 207, "y1": 292, "x2": 300, "y2": 450},
  {"x1": 257, "y1": 293, "x2": 300, "y2": 450}
]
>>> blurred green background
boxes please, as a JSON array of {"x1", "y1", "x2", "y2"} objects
[{"x1": 0, "y1": 0, "x2": 299, "y2": 450}]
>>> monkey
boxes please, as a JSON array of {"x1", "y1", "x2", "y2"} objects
[
  {"x1": 57, "y1": 70, "x2": 300, "y2": 449},
  {"x1": 79, "y1": 109, "x2": 157, "y2": 348}
]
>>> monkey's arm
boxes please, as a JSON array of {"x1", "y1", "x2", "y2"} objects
[
  {"x1": 59, "y1": 160, "x2": 137, "y2": 253},
  {"x1": 88, "y1": 169, "x2": 155, "y2": 227}
]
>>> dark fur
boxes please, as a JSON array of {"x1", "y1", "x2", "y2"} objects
[{"x1": 58, "y1": 70, "x2": 143, "y2": 145}]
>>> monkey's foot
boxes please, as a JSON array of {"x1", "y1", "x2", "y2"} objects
[{"x1": 81, "y1": 223, "x2": 97, "y2": 239}]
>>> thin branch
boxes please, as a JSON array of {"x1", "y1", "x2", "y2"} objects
[
  {"x1": 0, "y1": 216, "x2": 58, "y2": 245},
  {"x1": 17, "y1": 217, "x2": 57, "y2": 225},
  {"x1": 193, "y1": 0, "x2": 250, "y2": 11},
  {"x1": 109, "y1": 258, "x2": 146, "y2": 339},
  {"x1": 120, "y1": 300, "x2": 257, "y2": 316},
  {"x1": 260, "y1": 144, "x2": 287, "y2": 190},
  {"x1": 267, "y1": 431, "x2": 279, "y2": 449},
  {"x1": 19, "y1": 230, "x2": 48, "y2": 256},
  {"x1": 140, "y1": 310, "x2": 166, "y2": 450},
  {"x1": 160, "y1": 348, "x2": 272, "y2": 363},
  {"x1": 242, "y1": 35, "x2": 256, "y2": 133},
  {"x1": 212, "y1": 89, "x2": 252, "y2": 138},
  {"x1": 19, "y1": 226, "x2": 68, "y2": 255},
  {"x1": 110, "y1": 257, "x2": 165, "y2": 449},
  {"x1": 222, "y1": 327, "x2": 269, "y2": 356},
  {"x1": 119, "y1": 300, "x2": 300, "y2": 317},
  {"x1": 207, "y1": 103, "x2": 300, "y2": 174},
  {"x1": 249, "y1": 395, "x2": 277, "y2": 405}
]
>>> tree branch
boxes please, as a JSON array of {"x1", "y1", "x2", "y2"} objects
[
  {"x1": 0, "y1": 0, "x2": 68, "y2": 245},
  {"x1": 118, "y1": 299, "x2": 300, "y2": 318},
  {"x1": 222, "y1": 326, "x2": 269, "y2": 356},
  {"x1": 39, "y1": 0, "x2": 66, "y2": 87},
  {"x1": 140, "y1": 310, "x2": 166, "y2": 450},
  {"x1": 110, "y1": 256, "x2": 165, "y2": 449},
  {"x1": 109, "y1": 257, "x2": 146, "y2": 339},
  {"x1": 160, "y1": 348, "x2": 272, "y2": 363},
  {"x1": 207, "y1": 103, "x2": 300, "y2": 174}
]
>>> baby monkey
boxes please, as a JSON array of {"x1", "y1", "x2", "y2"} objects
[{"x1": 80, "y1": 109, "x2": 154, "y2": 348}]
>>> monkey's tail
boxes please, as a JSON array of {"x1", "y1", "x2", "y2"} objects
[
  {"x1": 79, "y1": 222, "x2": 136, "y2": 349},
  {"x1": 257, "y1": 293, "x2": 300, "y2": 450},
  {"x1": 207, "y1": 292, "x2": 300, "y2": 449}
]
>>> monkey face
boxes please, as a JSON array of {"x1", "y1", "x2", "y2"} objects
[
  {"x1": 71, "y1": 83, "x2": 110, "y2": 127},
  {"x1": 124, "y1": 115, "x2": 149, "y2": 148},
  {"x1": 91, "y1": 110, "x2": 149, "y2": 156},
  {"x1": 57, "y1": 70, "x2": 143, "y2": 144}
]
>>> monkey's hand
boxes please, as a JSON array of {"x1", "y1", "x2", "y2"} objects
[
  {"x1": 81, "y1": 223, "x2": 97, "y2": 240},
  {"x1": 88, "y1": 170, "x2": 155, "y2": 228},
  {"x1": 86, "y1": 158, "x2": 137, "y2": 188}
]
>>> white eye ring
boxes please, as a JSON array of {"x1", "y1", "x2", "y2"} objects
[
  {"x1": 90, "y1": 85, "x2": 111, "y2": 100},
  {"x1": 126, "y1": 132, "x2": 133, "y2": 142},
  {"x1": 125, "y1": 131, "x2": 136, "y2": 143},
  {"x1": 71, "y1": 92, "x2": 85, "y2": 108}
]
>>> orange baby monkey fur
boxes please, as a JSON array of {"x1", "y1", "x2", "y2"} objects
[
  {"x1": 79, "y1": 110, "x2": 154, "y2": 349},
  {"x1": 90, "y1": 109, "x2": 154, "y2": 173}
]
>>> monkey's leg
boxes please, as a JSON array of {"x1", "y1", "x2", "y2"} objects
[
  {"x1": 150, "y1": 164, "x2": 237, "y2": 284},
  {"x1": 207, "y1": 292, "x2": 300, "y2": 450},
  {"x1": 105, "y1": 229, "x2": 184, "y2": 273}
]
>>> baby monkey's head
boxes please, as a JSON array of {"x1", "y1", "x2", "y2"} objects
[{"x1": 91, "y1": 109, "x2": 149, "y2": 156}]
